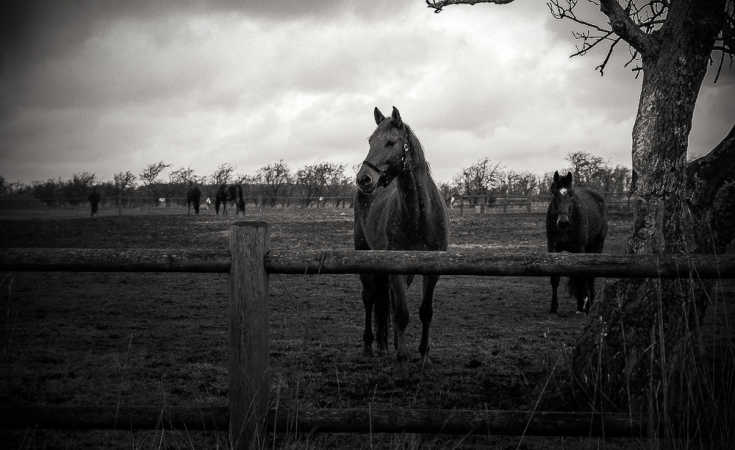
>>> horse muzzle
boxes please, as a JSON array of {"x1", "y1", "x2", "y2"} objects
[
  {"x1": 356, "y1": 164, "x2": 380, "y2": 194},
  {"x1": 556, "y1": 216, "x2": 571, "y2": 229}
]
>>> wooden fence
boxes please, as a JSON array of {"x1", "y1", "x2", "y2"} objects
[
  {"x1": 19, "y1": 193, "x2": 632, "y2": 215},
  {"x1": 453, "y1": 194, "x2": 631, "y2": 215},
  {"x1": 3, "y1": 221, "x2": 735, "y2": 449}
]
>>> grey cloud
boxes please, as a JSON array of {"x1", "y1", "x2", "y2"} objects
[
  {"x1": 1, "y1": 0, "x2": 733, "y2": 185},
  {"x1": 1, "y1": 0, "x2": 408, "y2": 107}
]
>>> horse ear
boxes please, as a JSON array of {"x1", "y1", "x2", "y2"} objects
[
  {"x1": 565, "y1": 172, "x2": 573, "y2": 186},
  {"x1": 553, "y1": 171, "x2": 559, "y2": 183},
  {"x1": 374, "y1": 107, "x2": 385, "y2": 125},
  {"x1": 391, "y1": 106, "x2": 403, "y2": 128}
]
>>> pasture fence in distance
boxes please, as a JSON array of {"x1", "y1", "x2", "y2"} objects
[
  {"x1": 3, "y1": 221, "x2": 734, "y2": 449},
  {"x1": 21, "y1": 192, "x2": 630, "y2": 214}
]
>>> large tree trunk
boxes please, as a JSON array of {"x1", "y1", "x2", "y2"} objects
[{"x1": 569, "y1": 2, "x2": 734, "y2": 443}]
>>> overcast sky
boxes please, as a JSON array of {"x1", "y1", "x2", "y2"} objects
[{"x1": 2, "y1": 0, "x2": 733, "y2": 185}]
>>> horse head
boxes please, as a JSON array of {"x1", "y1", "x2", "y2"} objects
[
  {"x1": 550, "y1": 171, "x2": 575, "y2": 229},
  {"x1": 357, "y1": 106, "x2": 413, "y2": 194}
]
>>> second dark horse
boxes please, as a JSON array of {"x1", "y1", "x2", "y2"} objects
[
  {"x1": 186, "y1": 184, "x2": 201, "y2": 215},
  {"x1": 215, "y1": 184, "x2": 245, "y2": 216},
  {"x1": 546, "y1": 171, "x2": 607, "y2": 314},
  {"x1": 354, "y1": 106, "x2": 449, "y2": 363}
]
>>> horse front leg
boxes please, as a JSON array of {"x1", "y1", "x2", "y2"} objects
[
  {"x1": 360, "y1": 274, "x2": 374, "y2": 356},
  {"x1": 374, "y1": 284, "x2": 390, "y2": 355},
  {"x1": 360, "y1": 274, "x2": 390, "y2": 356},
  {"x1": 547, "y1": 241, "x2": 559, "y2": 314},
  {"x1": 388, "y1": 274, "x2": 410, "y2": 362},
  {"x1": 419, "y1": 274, "x2": 439, "y2": 361},
  {"x1": 550, "y1": 275, "x2": 560, "y2": 314}
]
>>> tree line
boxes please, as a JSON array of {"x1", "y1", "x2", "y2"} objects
[
  {"x1": 0, "y1": 151, "x2": 630, "y2": 208},
  {"x1": 441, "y1": 151, "x2": 631, "y2": 205},
  {"x1": 0, "y1": 160, "x2": 353, "y2": 208}
]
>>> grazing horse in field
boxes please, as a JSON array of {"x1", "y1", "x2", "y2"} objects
[
  {"x1": 354, "y1": 106, "x2": 449, "y2": 363},
  {"x1": 546, "y1": 171, "x2": 607, "y2": 314},
  {"x1": 186, "y1": 184, "x2": 201, "y2": 215},
  {"x1": 215, "y1": 184, "x2": 246, "y2": 216},
  {"x1": 88, "y1": 189, "x2": 100, "y2": 217}
]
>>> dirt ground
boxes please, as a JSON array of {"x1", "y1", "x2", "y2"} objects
[{"x1": 1, "y1": 206, "x2": 645, "y2": 449}]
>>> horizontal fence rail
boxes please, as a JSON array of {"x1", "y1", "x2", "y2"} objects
[
  {"x1": 0, "y1": 248, "x2": 230, "y2": 273},
  {"x1": 3, "y1": 247, "x2": 735, "y2": 279},
  {"x1": 0, "y1": 406, "x2": 228, "y2": 431},
  {"x1": 0, "y1": 407, "x2": 645, "y2": 437},
  {"x1": 266, "y1": 250, "x2": 735, "y2": 278}
]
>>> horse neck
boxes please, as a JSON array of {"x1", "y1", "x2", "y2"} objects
[
  {"x1": 396, "y1": 166, "x2": 433, "y2": 225},
  {"x1": 397, "y1": 129, "x2": 433, "y2": 217}
]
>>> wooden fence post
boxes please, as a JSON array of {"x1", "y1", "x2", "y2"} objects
[{"x1": 229, "y1": 222, "x2": 269, "y2": 450}]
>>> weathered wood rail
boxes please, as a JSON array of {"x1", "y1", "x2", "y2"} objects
[
  {"x1": 3, "y1": 248, "x2": 734, "y2": 278},
  {"x1": 0, "y1": 248, "x2": 230, "y2": 272},
  {"x1": 3, "y1": 221, "x2": 734, "y2": 449},
  {"x1": 0, "y1": 406, "x2": 644, "y2": 437}
]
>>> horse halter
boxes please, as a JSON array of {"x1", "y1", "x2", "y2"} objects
[{"x1": 362, "y1": 139, "x2": 411, "y2": 188}]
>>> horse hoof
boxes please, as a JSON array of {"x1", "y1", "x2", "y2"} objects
[
  {"x1": 420, "y1": 354, "x2": 433, "y2": 369},
  {"x1": 396, "y1": 348, "x2": 410, "y2": 363},
  {"x1": 394, "y1": 361, "x2": 409, "y2": 378},
  {"x1": 575, "y1": 310, "x2": 583, "y2": 315}
]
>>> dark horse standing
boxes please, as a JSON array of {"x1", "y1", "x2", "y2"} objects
[
  {"x1": 215, "y1": 184, "x2": 245, "y2": 216},
  {"x1": 88, "y1": 189, "x2": 100, "y2": 217},
  {"x1": 354, "y1": 106, "x2": 449, "y2": 363},
  {"x1": 186, "y1": 184, "x2": 201, "y2": 215},
  {"x1": 546, "y1": 171, "x2": 607, "y2": 313}
]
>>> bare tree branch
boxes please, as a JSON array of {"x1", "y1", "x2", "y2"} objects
[
  {"x1": 569, "y1": 30, "x2": 615, "y2": 58},
  {"x1": 429, "y1": 0, "x2": 732, "y2": 80},
  {"x1": 599, "y1": 0, "x2": 657, "y2": 56},
  {"x1": 624, "y1": 47, "x2": 639, "y2": 67},
  {"x1": 426, "y1": 0, "x2": 515, "y2": 13},
  {"x1": 548, "y1": 0, "x2": 613, "y2": 35},
  {"x1": 714, "y1": 49, "x2": 726, "y2": 83},
  {"x1": 596, "y1": 36, "x2": 622, "y2": 75}
]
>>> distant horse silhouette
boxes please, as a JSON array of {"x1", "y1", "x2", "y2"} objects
[
  {"x1": 546, "y1": 171, "x2": 607, "y2": 313},
  {"x1": 186, "y1": 184, "x2": 201, "y2": 215},
  {"x1": 215, "y1": 184, "x2": 245, "y2": 216},
  {"x1": 354, "y1": 106, "x2": 449, "y2": 363},
  {"x1": 88, "y1": 189, "x2": 101, "y2": 217}
]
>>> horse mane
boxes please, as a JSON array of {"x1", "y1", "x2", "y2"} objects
[{"x1": 404, "y1": 124, "x2": 431, "y2": 176}]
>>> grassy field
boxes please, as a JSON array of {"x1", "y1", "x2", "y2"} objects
[{"x1": 1, "y1": 206, "x2": 652, "y2": 448}]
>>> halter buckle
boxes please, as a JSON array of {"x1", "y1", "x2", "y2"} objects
[{"x1": 402, "y1": 142, "x2": 410, "y2": 171}]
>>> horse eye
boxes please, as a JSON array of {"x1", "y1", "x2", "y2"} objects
[{"x1": 386, "y1": 140, "x2": 395, "y2": 147}]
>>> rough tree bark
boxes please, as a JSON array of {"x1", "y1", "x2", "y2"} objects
[
  {"x1": 571, "y1": 125, "x2": 735, "y2": 441},
  {"x1": 428, "y1": 0, "x2": 734, "y2": 442},
  {"x1": 568, "y1": 2, "x2": 734, "y2": 441}
]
